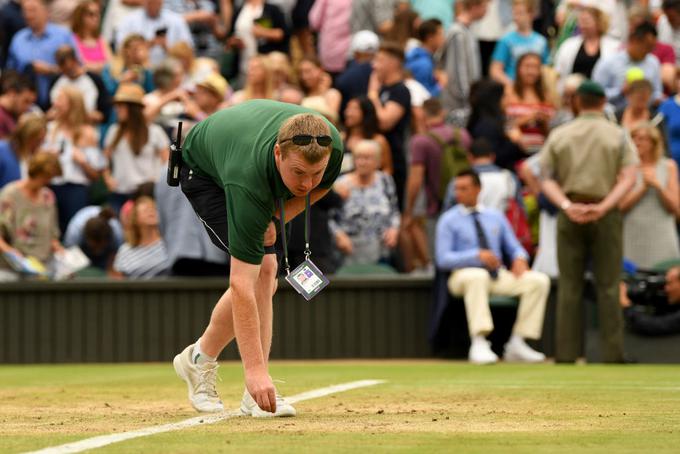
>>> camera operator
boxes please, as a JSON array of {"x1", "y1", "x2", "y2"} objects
[{"x1": 621, "y1": 266, "x2": 680, "y2": 336}]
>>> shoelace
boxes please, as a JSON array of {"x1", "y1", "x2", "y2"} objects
[{"x1": 196, "y1": 362, "x2": 221, "y2": 398}]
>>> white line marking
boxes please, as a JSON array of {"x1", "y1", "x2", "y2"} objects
[{"x1": 24, "y1": 379, "x2": 385, "y2": 454}]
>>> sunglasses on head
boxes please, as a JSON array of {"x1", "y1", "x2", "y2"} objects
[{"x1": 280, "y1": 134, "x2": 332, "y2": 147}]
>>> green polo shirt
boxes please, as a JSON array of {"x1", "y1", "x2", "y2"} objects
[{"x1": 182, "y1": 99, "x2": 343, "y2": 265}]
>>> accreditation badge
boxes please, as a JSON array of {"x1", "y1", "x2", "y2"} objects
[{"x1": 285, "y1": 259, "x2": 329, "y2": 301}]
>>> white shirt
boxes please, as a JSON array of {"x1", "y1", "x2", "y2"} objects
[
  {"x1": 105, "y1": 123, "x2": 169, "y2": 194},
  {"x1": 50, "y1": 73, "x2": 99, "y2": 114},
  {"x1": 44, "y1": 123, "x2": 106, "y2": 186},
  {"x1": 404, "y1": 78, "x2": 431, "y2": 108},
  {"x1": 234, "y1": 3, "x2": 264, "y2": 75}
]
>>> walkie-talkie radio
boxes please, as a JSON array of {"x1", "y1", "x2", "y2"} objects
[{"x1": 167, "y1": 121, "x2": 183, "y2": 187}]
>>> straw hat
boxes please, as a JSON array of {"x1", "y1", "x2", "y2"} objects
[
  {"x1": 197, "y1": 73, "x2": 229, "y2": 99},
  {"x1": 113, "y1": 83, "x2": 145, "y2": 105}
]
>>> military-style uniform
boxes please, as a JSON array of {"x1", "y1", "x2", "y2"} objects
[{"x1": 541, "y1": 111, "x2": 637, "y2": 362}]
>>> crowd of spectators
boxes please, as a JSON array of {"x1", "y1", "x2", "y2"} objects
[{"x1": 0, "y1": 0, "x2": 679, "y2": 295}]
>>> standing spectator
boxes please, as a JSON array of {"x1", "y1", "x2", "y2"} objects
[
  {"x1": 63, "y1": 205, "x2": 123, "y2": 272},
  {"x1": 405, "y1": 19, "x2": 445, "y2": 98},
  {"x1": 620, "y1": 122, "x2": 679, "y2": 269},
  {"x1": 0, "y1": 152, "x2": 63, "y2": 281},
  {"x1": 435, "y1": 169, "x2": 549, "y2": 364},
  {"x1": 331, "y1": 139, "x2": 400, "y2": 267},
  {"x1": 0, "y1": 71, "x2": 37, "y2": 139},
  {"x1": 335, "y1": 30, "x2": 380, "y2": 117},
  {"x1": 471, "y1": 0, "x2": 513, "y2": 76},
  {"x1": 102, "y1": 34, "x2": 154, "y2": 97},
  {"x1": 0, "y1": 0, "x2": 26, "y2": 70},
  {"x1": 350, "y1": 0, "x2": 400, "y2": 35},
  {"x1": 115, "y1": 0, "x2": 194, "y2": 67},
  {"x1": 6, "y1": 0, "x2": 75, "y2": 110},
  {"x1": 229, "y1": 55, "x2": 275, "y2": 105},
  {"x1": 185, "y1": 73, "x2": 229, "y2": 122},
  {"x1": 504, "y1": 52, "x2": 556, "y2": 155},
  {"x1": 490, "y1": 0, "x2": 549, "y2": 86},
  {"x1": 104, "y1": 83, "x2": 169, "y2": 213},
  {"x1": 101, "y1": 0, "x2": 142, "y2": 49},
  {"x1": 0, "y1": 112, "x2": 46, "y2": 188},
  {"x1": 553, "y1": 6, "x2": 620, "y2": 87},
  {"x1": 467, "y1": 78, "x2": 524, "y2": 171},
  {"x1": 112, "y1": 195, "x2": 169, "y2": 278},
  {"x1": 367, "y1": 42, "x2": 411, "y2": 211},
  {"x1": 629, "y1": 5, "x2": 676, "y2": 94},
  {"x1": 384, "y1": 3, "x2": 419, "y2": 52},
  {"x1": 308, "y1": 0, "x2": 352, "y2": 75},
  {"x1": 658, "y1": 0, "x2": 680, "y2": 66},
  {"x1": 70, "y1": 0, "x2": 112, "y2": 75},
  {"x1": 44, "y1": 86, "x2": 105, "y2": 234},
  {"x1": 403, "y1": 98, "x2": 470, "y2": 273},
  {"x1": 615, "y1": 79, "x2": 662, "y2": 132},
  {"x1": 298, "y1": 57, "x2": 341, "y2": 122},
  {"x1": 343, "y1": 96, "x2": 393, "y2": 175},
  {"x1": 540, "y1": 80, "x2": 637, "y2": 363},
  {"x1": 50, "y1": 45, "x2": 111, "y2": 124},
  {"x1": 164, "y1": 0, "x2": 224, "y2": 59},
  {"x1": 267, "y1": 51, "x2": 302, "y2": 102},
  {"x1": 436, "y1": 0, "x2": 489, "y2": 126},
  {"x1": 592, "y1": 22, "x2": 663, "y2": 111},
  {"x1": 659, "y1": 69, "x2": 680, "y2": 166}
]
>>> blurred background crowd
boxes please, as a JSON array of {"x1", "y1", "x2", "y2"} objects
[{"x1": 1, "y1": 0, "x2": 680, "y2": 283}]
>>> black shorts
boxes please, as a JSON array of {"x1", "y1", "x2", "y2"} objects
[{"x1": 179, "y1": 165, "x2": 277, "y2": 256}]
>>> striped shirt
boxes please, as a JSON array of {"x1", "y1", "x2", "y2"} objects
[{"x1": 113, "y1": 240, "x2": 169, "y2": 278}]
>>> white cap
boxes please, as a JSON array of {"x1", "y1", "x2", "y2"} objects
[{"x1": 350, "y1": 30, "x2": 380, "y2": 54}]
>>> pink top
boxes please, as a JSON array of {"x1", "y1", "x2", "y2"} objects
[
  {"x1": 73, "y1": 34, "x2": 107, "y2": 66},
  {"x1": 308, "y1": 0, "x2": 352, "y2": 73}
]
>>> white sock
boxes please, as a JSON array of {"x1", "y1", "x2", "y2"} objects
[{"x1": 193, "y1": 339, "x2": 216, "y2": 364}]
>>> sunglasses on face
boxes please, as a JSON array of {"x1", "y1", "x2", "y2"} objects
[{"x1": 279, "y1": 134, "x2": 332, "y2": 147}]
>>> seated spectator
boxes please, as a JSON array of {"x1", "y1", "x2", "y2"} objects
[
  {"x1": 63, "y1": 205, "x2": 123, "y2": 271},
  {"x1": 113, "y1": 195, "x2": 169, "y2": 278},
  {"x1": 0, "y1": 113, "x2": 47, "y2": 189},
  {"x1": 342, "y1": 96, "x2": 392, "y2": 175},
  {"x1": 0, "y1": 0, "x2": 25, "y2": 70},
  {"x1": 102, "y1": 34, "x2": 155, "y2": 98},
  {"x1": 621, "y1": 266, "x2": 680, "y2": 336},
  {"x1": 154, "y1": 168, "x2": 228, "y2": 277},
  {"x1": 467, "y1": 79, "x2": 524, "y2": 171},
  {"x1": 658, "y1": 0, "x2": 680, "y2": 66},
  {"x1": 0, "y1": 152, "x2": 63, "y2": 281},
  {"x1": 164, "y1": 0, "x2": 225, "y2": 59},
  {"x1": 50, "y1": 45, "x2": 111, "y2": 124},
  {"x1": 629, "y1": 5, "x2": 676, "y2": 93},
  {"x1": 308, "y1": 0, "x2": 352, "y2": 75},
  {"x1": 115, "y1": 0, "x2": 194, "y2": 67},
  {"x1": 331, "y1": 139, "x2": 400, "y2": 267},
  {"x1": 335, "y1": 30, "x2": 379, "y2": 118},
  {"x1": 403, "y1": 98, "x2": 471, "y2": 273},
  {"x1": 490, "y1": 0, "x2": 549, "y2": 86},
  {"x1": 592, "y1": 22, "x2": 663, "y2": 111},
  {"x1": 553, "y1": 5, "x2": 619, "y2": 86},
  {"x1": 229, "y1": 55, "x2": 275, "y2": 105},
  {"x1": 266, "y1": 51, "x2": 303, "y2": 103},
  {"x1": 435, "y1": 169, "x2": 549, "y2": 364},
  {"x1": 0, "y1": 71, "x2": 37, "y2": 140},
  {"x1": 167, "y1": 42, "x2": 220, "y2": 91},
  {"x1": 405, "y1": 19, "x2": 445, "y2": 98},
  {"x1": 659, "y1": 68, "x2": 680, "y2": 167},
  {"x1": 620, "y1": 123, "x2": 680, "y2": 269},
  {"x1": 70, "y1": 0, "x2": 112, "y2": 75},
  {"x1": 143, "y1": 58, "x2": 187, "y2": 130},
  {"x1": 185, "y1": 73, "x2": 229, "y2": 122},
  {"x1": 615, "y1": 79, "x2": 664, "y2": 132},
  {"x1": 44, "y1": 86, "x2": 105, "y2": 234},
  {"x1": 298, "y1": 57, "x2": 341, "y2": 122},
  {"x1": 104, "y1": 83, "x2": 169, "y2": 213},
  {"x1": 504, "y1": 52, "x2": 556, "y2": 155},
  {"x1": 6, "y1": 0, "x2": 75, "y2": 110}
]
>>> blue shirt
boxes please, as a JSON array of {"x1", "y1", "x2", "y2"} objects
[
  {"x1": 0, "y1": 140, "x2": 21, "y2": 189},
  {"x1": 491, "y1": 31, "x2": 549, "y2": 80},
  {"x1": 592, "y1": 51, "x2": 662, "y2": 111},
  {"x1": 659, "y1": 98, "x2": 680, "y2": 167},
  {"x1": 63, "y1": 205, "x2": 124, "y2": 249},
  {"x1": 6, "y1": 23, "x2": 75, "y2": 109},
  {"x1": 435, "y1": 204, "x2": 528, "y2": 271},
  {"x1": 405, "y1": 46, "x2": 441, "y2": 97}
]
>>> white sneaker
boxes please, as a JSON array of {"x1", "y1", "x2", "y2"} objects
[
  {"x1": 468, "y1": 338, "x2": 499, "y2": 365},
  {"x1": 240, "y1": 389, "x2": 297, "y2": 418},
  {"x1": 173, "y1": 344, "x2": 224, "y2": 413},
  {"x1": 503, "y1": 337, "x2": 546, "y2": 363}
]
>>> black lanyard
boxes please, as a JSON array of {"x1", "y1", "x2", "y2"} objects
[{"x1": 278, "y1": 194, "x2": 311, "y2": 275}]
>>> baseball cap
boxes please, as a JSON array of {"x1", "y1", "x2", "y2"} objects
[
  {"x1": 197, "y1": 72, "x2": 229, "y2": 99},
  {"x1": 350, "y1": 30, "x2": 380, "y2": 54}
]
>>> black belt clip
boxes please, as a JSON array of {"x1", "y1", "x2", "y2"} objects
[{"x1": 167, "y1": 121, "x2": 184, "y2": 187}]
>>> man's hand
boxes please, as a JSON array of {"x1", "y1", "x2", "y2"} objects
[
  {"x1": 335, "y1": 231, "x2": 353, "y2": 255},
  {"x1": 584, "y1": 203, "x2": 608, "y2": 223},
  {"x1": 511, "y1": 258, "x2": 529, "y2": 277},
  {"x1": 264, "y1": 221, "x2": 276, "y2": 247},
  {"x1": 564, "y1": 203, "x2": 592, "y2": 224},
  {"x1": 479, "y1": 249, "x2": 501, "y2": 271},
  {"x1": 245, "y1": 368, "x2": 276, "y2": 413},
  {"x1": 32, "y1": 60, "x2": 57, "y2": 75}
]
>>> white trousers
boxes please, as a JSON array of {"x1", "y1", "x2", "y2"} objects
[{"x1": 448, "y1": 268, "x2": 550, "y2": 339}]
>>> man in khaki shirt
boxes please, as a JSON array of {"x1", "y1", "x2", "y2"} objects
[{"x1": 540, "y1": 80, "x2": 637, "y2": 363}]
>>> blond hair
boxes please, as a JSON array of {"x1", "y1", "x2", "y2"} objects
[
  {"x1": 55, "y1": 86, "x2": 89, "y2": 143},
  {"x1": 27, "y1": 151, "x2": 62, "y2": 179},
  {"x1": 631, "y1": 122, "x2": 665, "y2": 162},
  {"x1": 277, "y1": 114, "x2": 332, "y2": 163},
  {"x1": 353, "y1": 139, "x2": 382, "y2": 161},
  {"x1": 583, "y1": 6, "x2": 610, "y2": 36},
  {"x1": 11, "y1": 113, "x2": 47, "y2": 159},
  {"x1": 245, "y1": 55, "x2": 274, "y2": 101}
]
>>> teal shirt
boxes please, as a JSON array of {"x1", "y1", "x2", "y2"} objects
[{"x1": 182, "y1": 100, "x2": 344, "y2": 264}]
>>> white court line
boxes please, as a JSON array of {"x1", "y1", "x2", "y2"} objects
[{"x1": 25, "y1": 379, "x2": 385, "y2": 454}]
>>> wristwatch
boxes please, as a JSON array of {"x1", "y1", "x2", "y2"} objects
[{"x1": 560, "y1": 199, "x2": 572, "y2": 211}]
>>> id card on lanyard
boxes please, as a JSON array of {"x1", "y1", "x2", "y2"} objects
[{"x1": 278, "y1": 196, "x2": 330, "y2": 301}]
